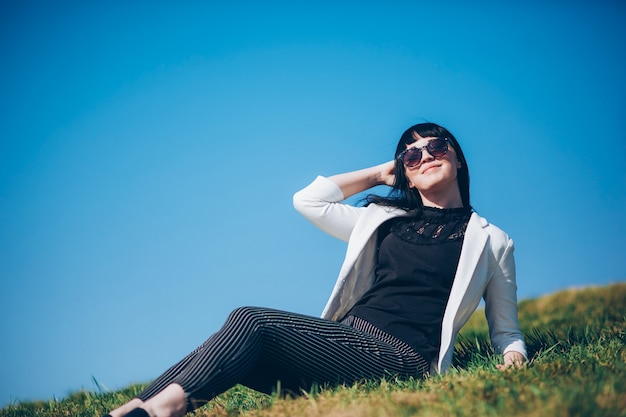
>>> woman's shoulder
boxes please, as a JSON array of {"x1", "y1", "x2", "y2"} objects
[{"x1": 471, "y1": 212, "x2": 513, "y2": 245}]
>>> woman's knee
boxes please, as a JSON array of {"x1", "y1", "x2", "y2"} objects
[{"x1": 224, "y1": 306, "x2": 270, "y2": 329}]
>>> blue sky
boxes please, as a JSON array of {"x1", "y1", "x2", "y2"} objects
[{"x1": 1, "y1": 1, "x2": 625, "y2": 407}]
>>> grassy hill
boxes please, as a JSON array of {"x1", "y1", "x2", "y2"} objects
[{"x1": 2, "y1": 282, "x2": 625, "y2": 417}]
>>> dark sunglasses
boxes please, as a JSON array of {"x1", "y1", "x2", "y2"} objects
[{"x1": 397, "y1": 137, "x2": 449, "y2": 168}]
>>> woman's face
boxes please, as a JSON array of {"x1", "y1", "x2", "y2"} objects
[{"x1": 402, "y1": 134, "x2": 463, "y2": 206}]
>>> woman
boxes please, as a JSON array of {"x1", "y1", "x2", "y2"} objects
[{"x1": 104, "y1": 122, "x2": 527, "y2": 417}]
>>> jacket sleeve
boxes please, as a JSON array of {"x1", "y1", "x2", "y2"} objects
[
  {"x1": 293, "y1": 176, "x2": 365, "y2": 242},
  {"x1": 483, "y1": 237, "x2": 528, "y2": 359}
]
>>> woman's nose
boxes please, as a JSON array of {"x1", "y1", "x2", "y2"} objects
[{"x1": 420, "y1": 148, "x2": 435, "y2": 162}]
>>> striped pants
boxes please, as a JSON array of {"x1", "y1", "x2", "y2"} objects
[{"x1": 137, "y1": 306, "x2": 429, "y2": 412}]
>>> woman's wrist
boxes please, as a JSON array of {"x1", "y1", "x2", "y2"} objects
[{"x1": 376, "y1": 160, "x2": 397, "y2": 187}]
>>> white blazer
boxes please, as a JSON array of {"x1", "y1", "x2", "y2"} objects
[{"x1": 293, "y1": 176, "x2": 527, "y2": 373}]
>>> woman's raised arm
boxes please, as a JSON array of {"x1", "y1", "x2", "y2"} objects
[{"x1": 327, "y1": 160, "x2": 396, "y2": 199}]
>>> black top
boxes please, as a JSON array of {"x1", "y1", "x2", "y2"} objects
[{"x1": 348, "y1": 206, "x2": 471, "y2": 365}]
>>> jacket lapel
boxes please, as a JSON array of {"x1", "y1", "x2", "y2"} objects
[
  {"x1": 449, "y1": 213, "x2": 489, "y2": 305},
  {"x1": 437, "y1": 213, "x2": 489, "y2": 370}
]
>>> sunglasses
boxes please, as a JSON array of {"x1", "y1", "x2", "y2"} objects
[{"x1": 398, "y1": 137, "x2": 449, "y2": 168}]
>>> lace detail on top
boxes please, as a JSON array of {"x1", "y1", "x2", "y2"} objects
[{"x1": 390, "y1": 206, "x2": 471, "y2": 245}]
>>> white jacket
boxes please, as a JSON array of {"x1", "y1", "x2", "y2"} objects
[{"x1": 293, "y1": 175, "x2": 527, "y2": 373}]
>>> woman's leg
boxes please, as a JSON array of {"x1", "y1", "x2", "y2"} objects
[
  {"x1": 106, "y1": 398, "x2": 143, "y2": 417},
  {"x1": 108, "y1": 307, "x2": 428, "y2": 416},
  {"x1": 105, "y1": 385, "x2": 185, "y2": 417},
  {"x1": 105, "y1": 335, "x2": 214, "y2": 417}
]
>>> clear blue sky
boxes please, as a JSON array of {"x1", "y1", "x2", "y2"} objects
[{"x1": 1, "y1": 1, "x2": 625, "y2": 407}]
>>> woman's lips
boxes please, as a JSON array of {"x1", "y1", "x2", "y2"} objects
[{"x1": 421, "y1": 164, "x2": 440, "y2": 174}]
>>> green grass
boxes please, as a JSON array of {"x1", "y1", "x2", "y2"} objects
[{"x1": 3, "y1": 282, "x2": 625, "y2": 417}]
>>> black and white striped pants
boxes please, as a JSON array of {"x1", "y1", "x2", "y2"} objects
[{"x1": 137, "y1": 306, "x2": 429, "y2": 412}]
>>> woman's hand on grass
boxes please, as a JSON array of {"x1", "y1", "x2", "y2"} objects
[{"x1": 497, "y1": 351, "x2": 526, "y2": 371}]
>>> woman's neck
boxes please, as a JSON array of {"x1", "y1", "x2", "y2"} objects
[{"x1": 419, "y1": 189, "x2": 463, "y2": 209}]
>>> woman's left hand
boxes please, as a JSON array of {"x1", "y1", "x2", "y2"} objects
[{"x1": 497, "y1": 351, "x2": 526, "y2": 371}]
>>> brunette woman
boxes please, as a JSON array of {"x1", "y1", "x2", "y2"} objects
[{"x1": 104, "y1": 122, "x2": 526, "y2": 417}]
